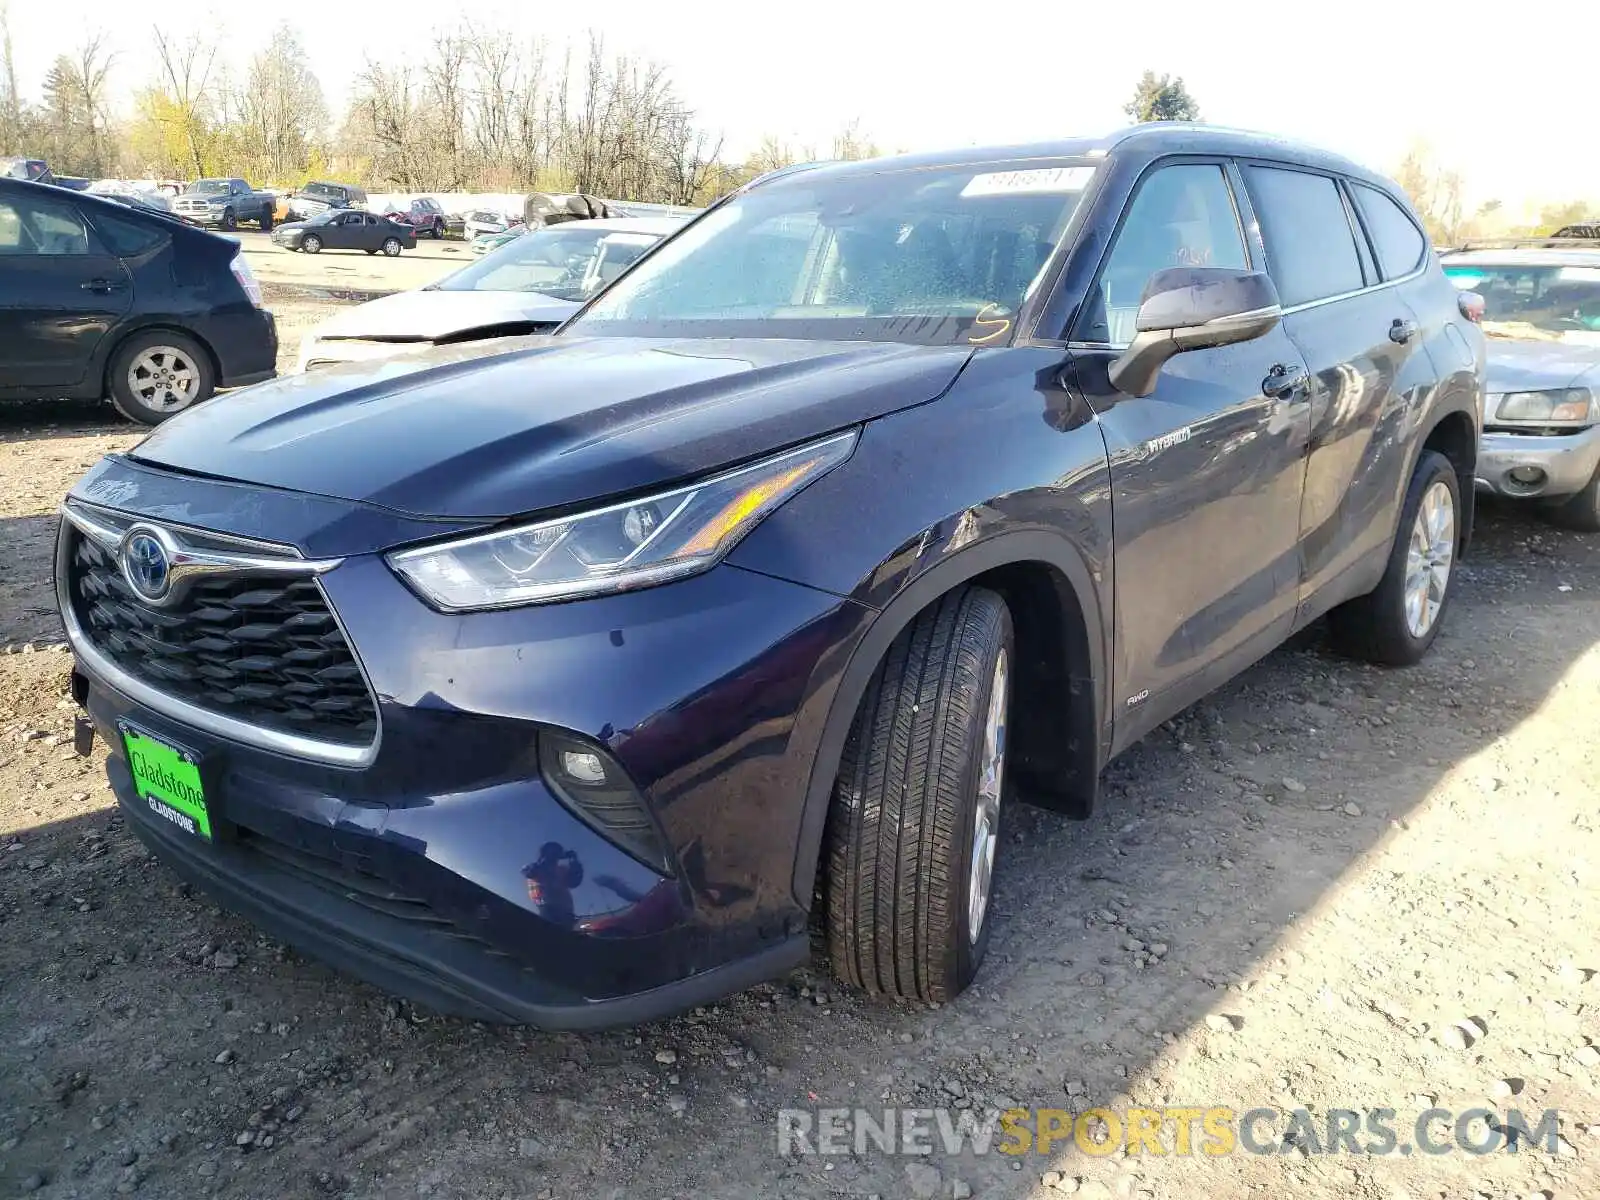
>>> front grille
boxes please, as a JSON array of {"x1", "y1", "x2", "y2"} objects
[{"x1": 68, "y1": 531, "x2": 377, "y2": 747}]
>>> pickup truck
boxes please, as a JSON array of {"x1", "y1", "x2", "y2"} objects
[{"x1": 172, "y1": 179, "x2": 275, "y2": 231}]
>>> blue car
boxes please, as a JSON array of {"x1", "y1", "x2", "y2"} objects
[{"x1": 58, "y1": 124, "x2": 1481, "y2": 1027}]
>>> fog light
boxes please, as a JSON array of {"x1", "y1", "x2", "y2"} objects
[
  {"x1": 1509, "y1": 466, "x2": 1546, "y2": 486},
  {"x1": 538, "y1": 730, "x2": 672, "y2": 874}
]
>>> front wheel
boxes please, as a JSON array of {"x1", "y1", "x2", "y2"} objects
[
  {"x1": 382, "y1": 237, "x2": 403, "y2": 257},
  {"x1": 824, "y1": 587, "x2": 1012, "y2": 1003},
  {"x1": 301, "y1": 234, "x2": 322, "y2": 254},
  {"x1": 220, "y1": 208, "x2": 237, "y2": 231},
  {"x1": 1327, "y1": 449, "x2": 1461, "y2": 665},
  {"x1": 1543, "y1": 466, "x2": 1600, "y2": 533}
]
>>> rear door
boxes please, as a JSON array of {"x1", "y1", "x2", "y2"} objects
[
  {"x1": 1239, "y1": 164, "x2": 1438, "y2": 618},
  {"x1": 0, "y1": 187, "x2": 131, "y2": 390},
  {"x1": 1068, "y1": 160, "x2": 1312, "y2": 739}
]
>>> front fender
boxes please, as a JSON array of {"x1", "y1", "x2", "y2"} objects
[
  {"x1": 722, "y1": 346, "x2": 1117, "y2": 903},
  {"x1": 783, "y1": 527, "x2": 1112, "y2": 904}
]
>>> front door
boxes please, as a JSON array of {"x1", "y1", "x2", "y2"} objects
[
  {"x1": 1066, "y1": 161, "x2": 1312, "y2": 748},
  {"x1": 0, "y1": 189, "x2": 131, "y2": 390}
]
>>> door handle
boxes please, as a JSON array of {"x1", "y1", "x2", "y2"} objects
[
  {"x1": 1262, "y1": 363, "x2": 1309, "y2": 400},
  {"x1": 1389, "y1": 318, "x2": 1418, "y2": 344},
  {"x1": 79, "y1": 278, "x2": 124, "y2": 293}
]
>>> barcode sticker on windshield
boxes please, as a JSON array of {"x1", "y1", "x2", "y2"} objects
[{"x1": 961, "y1": 167, "x2": 1094, "y2": 197}]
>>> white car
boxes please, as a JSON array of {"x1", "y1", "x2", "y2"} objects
[{"x1": 295, "y1": 216, "x2": 688, "y2": 372}]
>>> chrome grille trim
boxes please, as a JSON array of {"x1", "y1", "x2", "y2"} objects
[{"x1": 58, "y1": 501, "x2": 382, "y2": 769}]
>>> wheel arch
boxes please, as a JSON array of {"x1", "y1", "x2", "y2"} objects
[
  {"x1": 1419, "y1": 405, "x2": 1478, "y2": 556},
  {"x1": 791, "y1": 531, "x2": 1109, "y2": 906}
]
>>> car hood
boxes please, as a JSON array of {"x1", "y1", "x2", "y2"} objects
[
  {"x1": 309, "y1": 289, "x2": 579, "y2": 342},
  {"x1": 129, "y1": 337, "x2": 975, "y2": 520},
  {"x1": 1484, "y1": 336, "x2": 1600, "y2": 392}
]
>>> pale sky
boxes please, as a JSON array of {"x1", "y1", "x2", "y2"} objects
[{"x1": 6, "y1": 0, "x2": 1585, "y2": 216}]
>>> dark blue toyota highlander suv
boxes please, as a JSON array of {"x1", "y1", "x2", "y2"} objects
[{"x1": 58, "y1": 125, "x2": 1484, "y2": 1027}]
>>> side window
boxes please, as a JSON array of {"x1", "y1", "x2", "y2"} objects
[
  {"x1": 1077, "y1": 163, "x2": 1249, "y2": 345},
  {"x1": 86, "y1": 208, "x2": 165, "y2": 257},
  {"x1": 1245, "y1": 166, "x2": 1365, "y2": 306},
  {"x1": 1351, "y1": 183, "x2": 1427, "y2": 280},
  {"x1": 0, "y1": 194, "x2": 92, "y2": 255}
]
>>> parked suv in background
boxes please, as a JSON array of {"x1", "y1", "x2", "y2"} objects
[
  {"x1": 0, "y1": 178, "x2": 276, "y2": 423},
  {"x1": 286, "y1": 181, "x2": 368, "y2": 221},
  {"x1": 59, "y1": 125, "x2": 1480, "y2": 1028},
  {"x1": 1439, "y1": 240, "x2": 1600, "y2": 529}
]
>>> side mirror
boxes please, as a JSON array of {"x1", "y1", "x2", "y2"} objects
[{"x1": 1108, "y1": 267, "x2": 1283, "y2": 398}]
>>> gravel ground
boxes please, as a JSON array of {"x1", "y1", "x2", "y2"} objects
[{"x1": 0, "y1": 304, "x2": 1596, "y2": 1199}]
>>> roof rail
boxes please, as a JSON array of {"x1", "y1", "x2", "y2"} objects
[{"x1": 1439, "y1": 236, "x2": 1600, "y2": 253}]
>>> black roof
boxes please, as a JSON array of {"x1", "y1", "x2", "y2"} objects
[{"x1": 755, "y1": 124, "x2": 1392, "y2": 192}]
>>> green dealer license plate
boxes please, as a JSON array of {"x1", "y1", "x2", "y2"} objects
[{"x1": 121, "y1": 724, "x2": 211, "y2": 841}]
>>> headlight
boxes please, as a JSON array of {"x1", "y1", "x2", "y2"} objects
[
  {"x1": 388, "y1": 431, "x2": 858, "y2": 610},
  {"x1": 1494, "y1": 388, "x2": 1593, "y2": 423}
]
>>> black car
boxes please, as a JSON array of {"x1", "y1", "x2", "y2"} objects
[
  {"x1": 271, "y1": 209, "x2": 417, "y2": 255},
  {"x1": 0, "y1": 178, "x2": 277, "y2": 424},
  {"x1": 59, "y1": 125, "x2": 1482, "y2": 1028}
]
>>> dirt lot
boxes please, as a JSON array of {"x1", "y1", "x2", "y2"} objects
[
  {"x1": 1, "y1": 294, "x2": 1597, "y2": 1200},
  {"x1": 233, "y1": 232, "x2": 467, "y2": 295}
]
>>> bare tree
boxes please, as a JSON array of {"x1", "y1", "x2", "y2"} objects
[
  {"x1": 0, "y1": 0, "x2": 22, "y2": 154},
  {"x1": 343, "y1": 60, "x2": 427, "y2": 190},
  {"x1": 234, "y1": 24, "x2": 327, "y2": 183},
  {"x1": 151, "y1": 28, "x2": 220, "y2": 177},
  {"x1": 73, "y1": 34, "x2": 117, "y2": 174},
  {"x1": 1394, "y1": 142, "x2": 1464, "y2": 246}
]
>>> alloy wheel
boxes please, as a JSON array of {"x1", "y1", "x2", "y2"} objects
[
  {"x1": 1403, "y1": 479, "x2": 1455, "y2": 637},
  {"x1": 967, "y1": 648, "x2": 1008, "y2": 943}
]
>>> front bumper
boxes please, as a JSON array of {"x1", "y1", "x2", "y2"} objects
[
  {"x1": 1475, "y1": 423, "x2": 1600, "y2": 498},
  {"x1": 60, "y1": 473, "x2": 867, "y2": 1024},
  {"x1": 295, "y1": 336, "x2": 420, "y2": 373}
]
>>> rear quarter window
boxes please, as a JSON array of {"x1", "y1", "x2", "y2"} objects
[
  {"x1": 87, "y1": 208, "x2": 167, "y2": 257},
  {"x1": 1244, "y1": 166, "x2": 1366, "y2": 307},
  {"x1": 1351, "y1": 184, "x2": 1427, "y2": 280}
]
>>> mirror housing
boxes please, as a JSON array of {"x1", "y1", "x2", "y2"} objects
[{"x1": 1108, "y1": 268, "x2": 1283, "y2": 398}]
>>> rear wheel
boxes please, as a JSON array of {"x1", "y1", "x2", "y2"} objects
[
  {"x1": 301, "y1": 234, "x2": 322, "y2": 254},
  {"x1": 1327, "y1": 449, "x2": 1460, "y2": 664},
  {"x1": 1543, "y1": 466, "x2": 1600, "y2": 532},
  {"x1": 824, "y1": 587, "x2": 1012, "y2": 1003},
  {"x1": 382, "y1": 237, "x2": 403, "y2": 256},
  {"x1": 107, "y1": 331, "x2": 215, "y2": 425},
  {"x1": 258, "y1": 210, "x2": 273, "y2": 232}
]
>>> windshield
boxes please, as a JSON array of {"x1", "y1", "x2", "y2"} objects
[
  {"x1": 301, "y1": 184, "x2": 344, "y2": 201},
  {"x1": 1443, "y1": 262, "x2": 1600, "y2": 341},
  {"x1": 303, "y1": 211, "x2": 338, "y2": 226},
  {"x1": 568, "y1": 160, "x2": 1094, "y2": 345},
  {"x1": 188, "y1": 180, "x2": 229, "y2": 194},
  {"x1": 439, "y1": 225, "x2": 661, "y2": 300}
]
